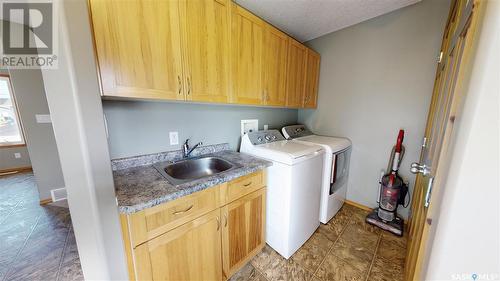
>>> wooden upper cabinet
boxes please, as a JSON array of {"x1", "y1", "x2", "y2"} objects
[
  {"x1": 303, "y1": 49, "x2": 320, "y2": 108},
  {"x1": 221, "y1": 188, "x2": 266, "y2": 279},
  {"x1": 262, "y1": 26, "x2": 288, "y2": 106},
  {"x1": 179, "y1": 0, "x2": 231, "y2": 103},
  {"x1": 231, "y1": 5, "x2": 264, "y2": 105},
  {"x1": 89, "y1": 0, "x2": 185, "y2": 100},
  {"x1": 133, "y1": 210, "x2": 222, "y2": 281},
  {"x1": 285, "y1": 39, "x2": 307, "y2": 108}
]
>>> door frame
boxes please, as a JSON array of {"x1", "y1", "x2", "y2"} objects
[{"x1": 404, "y1": 0, "x2": 485, "y2": 280}]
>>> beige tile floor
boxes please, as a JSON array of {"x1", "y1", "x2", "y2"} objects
[{"x1": 231, "y1": 204, "x2": 407, "y2": 281}]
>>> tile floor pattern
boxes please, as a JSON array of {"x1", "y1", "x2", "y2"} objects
[
  {"x1": 231, "y1": 204, "x2": 408, "y2": 281},
  {"x1": 0, "y1": 172, "x2": 407, "y2": 281},
  {"x1": 0, "y1": 172, "x2": 83, "y2": 281}
]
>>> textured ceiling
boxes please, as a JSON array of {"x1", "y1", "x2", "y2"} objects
[{"x1": 234, "y1": 0, "x2": 421, "y2": 42}]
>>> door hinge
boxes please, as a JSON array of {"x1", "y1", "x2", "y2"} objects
[
  {"x1": 437, "y1": 51, "x2": 444, "y2": 63},
  {"x1": 424, "y1": 177, "x2": 434, "y2": 208}
]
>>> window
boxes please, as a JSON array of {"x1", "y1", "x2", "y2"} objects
[{"x1": 0, "y1": 75, "x2": 25, "y2": 146}]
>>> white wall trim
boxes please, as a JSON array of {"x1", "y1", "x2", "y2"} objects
[{"x1": 40, "y1": 0, "x2": 128, "y2": 279}]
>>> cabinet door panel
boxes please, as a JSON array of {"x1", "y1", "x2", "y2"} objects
[
  {"x1": 285, "y1": 40, "x2": 307, "y2": 108},
  {"x1": 231, "y1": 5, "x2": 264, "y2": 105},
  {"x1": 180, "y1": 0, "x2": 230, "y2": 103},
  {"x1": 262, "y1": 26, "x2": 288, "y2": 106},
  {"x1": 134, "y1": 210, "x2": 222, "y2": 281},
  {"x1": 222, "y1": 188, "x2": 266, "y2": 279},
  {"x1": 303, "y1": 49, "x2": 320, "y2": 108},
  {"x1": 89, "y1": 0, "x2": 184, "y2": 100}
]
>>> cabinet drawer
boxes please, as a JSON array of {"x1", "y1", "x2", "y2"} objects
[
  {"x1": 221, "y1": 171, "x2": 265, "y2": 205},
  {"x1": 127, "y1": 185, "x2": 220, "y2": 247}
]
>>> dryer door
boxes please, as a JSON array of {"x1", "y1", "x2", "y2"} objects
[{"x1": 330, "y1": 148, "x2": 351, "y2": 195}]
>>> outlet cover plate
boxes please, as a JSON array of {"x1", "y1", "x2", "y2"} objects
[{"x1": 169, "y1": 132, "x2": 179, "y2": 145}]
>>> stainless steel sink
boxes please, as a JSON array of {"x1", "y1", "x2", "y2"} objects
[{"x1": 153, "y1": 157, "x2": 239, "y2": 185}]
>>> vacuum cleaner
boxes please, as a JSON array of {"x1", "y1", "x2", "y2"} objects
[{"x1": 366, "y1": 130, "x2": 409, "y2": 236}]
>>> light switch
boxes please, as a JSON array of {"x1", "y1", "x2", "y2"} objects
[
  {"x1": 169, "y1": 132, "x2": 179, "y2": 145},
  {"x1": 264, "y1": 124, "x2": 269, "y2": 130},
  {"x1": 35, "y1": 114, "x2": 51, "y2": 123},
  {"x1": 14, "y1": 153, "x2": 21, "y2": 159}
]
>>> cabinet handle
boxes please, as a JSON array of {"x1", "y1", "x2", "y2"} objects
[
  {"x1": 177, "y1": 75, "x2": 182, "y2": 95},
  {"x1": 243, "y1": 181, "x2": 252, "y2": 187},
  {"x1": 216, "y1": 216, "x2": 220, "y2": 231},
  {"x1": 187, "y1": 77, "x2": 191, "y2": 95},
  {"x1": 224, "y1": 213, "x2": 228, "y2": 227},
  {"x1": 172, "y1": 204, "x2": 193, "y2": 215}
]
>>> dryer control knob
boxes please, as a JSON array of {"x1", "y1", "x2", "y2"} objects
[
  {"x1": 265, "y1": 135, "x2": 272, "y2": 141},
  {"x1": 257, "y1": 137, "x2": 263, "y2": 142}
]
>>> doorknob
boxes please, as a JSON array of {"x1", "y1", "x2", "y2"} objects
[{"x1": 410, "y1": 162, "x2": 431, "y2": 176}]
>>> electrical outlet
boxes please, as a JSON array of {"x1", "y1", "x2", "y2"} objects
[
  {"x1": 264, "y1": 124, "x2": 269, "y2": 130},
  {"x1": 169, "y1": 132, "x2": 179, "y2": 145},
  {"x1": 14, "y1": 153, "x2": 21, "y2": 159}
]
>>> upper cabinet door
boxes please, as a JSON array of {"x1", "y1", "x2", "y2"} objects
[
  {"x1": 89, "y1": 0, "x2": 185, "y2": 100},
  {"x1": 262, "y1": 26, "x2": 288, "y2": 107},
  {"x1": 179, "y1": 0, "x2": 231, "y2": 103},
  {"x1": 285, "y1": 39, "x2": 307, "y2": 108},
  {"x1": 231, "y1": 5, "x2": 264, "y2": 105},
  {"x1": 303, "y1": 49, "x2": 320, "y2": 108}
]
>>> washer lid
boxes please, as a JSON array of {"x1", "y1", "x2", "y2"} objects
[
  {"x1": 253, "y1": 140, "x2": 324, "y2": 165},
  {"x1": 296, "y1": 135, "x2": 351, "y2": 152}
]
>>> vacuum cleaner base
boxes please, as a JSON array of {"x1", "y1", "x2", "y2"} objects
[{"x1": 366, "y1": 208, "x2": 404, "y2": 236}]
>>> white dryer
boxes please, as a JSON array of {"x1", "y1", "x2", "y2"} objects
[
  {"x1": 282, "y1": 125, "x2": 352, "y2": 224},
  {"x1": 240, "y1": 130, "x2": 324, "y2": 259}
]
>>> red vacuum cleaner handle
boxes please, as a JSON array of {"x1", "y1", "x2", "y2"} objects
[{"x1": 395, "y1": 130, "x2": 404, "y2": 153}]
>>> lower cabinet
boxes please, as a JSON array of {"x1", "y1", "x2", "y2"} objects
[
  {"x1": 221, "y1": 188, "x2": 266, "y2": 279},
  {"x1": 133, "y1": 210, "x2": 223, "y2": 280},
  {"x1": 121, "y1": 171, "x2": 266, "y2": 281}
]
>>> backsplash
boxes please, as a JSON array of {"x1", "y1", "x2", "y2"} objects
[
  {"x1": 103, "y1": 100, "x2": 298, "y2": 159},
  {"x1": 111, "y1": 143, "x2": 230, "y2": 170}
]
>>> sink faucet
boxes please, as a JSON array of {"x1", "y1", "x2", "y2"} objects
[{"x1": 182, "y1": 139, "x2": 203, "y2": 158}]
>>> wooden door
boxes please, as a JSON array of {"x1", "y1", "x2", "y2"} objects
[
  {"x1": 405, "y1": 1, "x2": 482, "y2": 280},
  {"x1": 179, "y1": 0, "x2": 231, "y2": 103},
  {"x1": 303, "y1": 49, "x2": 320, "y2": 108},
  {"x1": 285, "y1": 39, "x2": 307, "y2": 108},
  {"x1": 221, "y1": 188, "x2": 266, "y2": 279},
  {"x1": 133, "y1": 210, "x2": 222, "y2": 281},
  {"x1": 262, "y1": 26, "x2": 288, "y2": 106},
  {"x1": 89, "y1": 0, "x2": 185, "y2": 100},
  {"x1": 231, "y1": 5, "x2": 264, "y2": 105}
]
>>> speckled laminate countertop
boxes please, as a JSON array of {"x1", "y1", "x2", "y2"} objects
[{"x1": 112, "y1": 145, "x2": 272, "y2": 214}]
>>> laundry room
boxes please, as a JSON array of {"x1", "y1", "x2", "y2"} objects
[{"x1": 1, "y1": 0, "x2": 498, "y2": 280}]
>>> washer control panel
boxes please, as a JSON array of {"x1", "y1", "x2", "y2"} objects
[
  {"x1": 282, "y1": 125, "x2": 313, "y2": 139},
  {"x1": 247, "y1": 130, "x2": 285, "y2": 145}
]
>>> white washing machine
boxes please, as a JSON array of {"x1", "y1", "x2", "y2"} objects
[
  {"x1": 240, "y1": 130, "x2": 324, "y2": 259},
  {"x1": 282, "y1": 125, "x2": 352, "y2": 224}
]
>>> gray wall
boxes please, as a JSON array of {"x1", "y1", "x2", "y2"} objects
[
  {"x1": 299, "y1": 0, "x2": 450, "y2": 218},
  {"x1": 0, "y1": 146, "x2": 31, "y2": 170},
  {"x1": 103, "y1": 100, "x2": 298, "y2": 159},
  {"x1": 5, "y1": 68, "x2": 65, "y2": 200}
]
